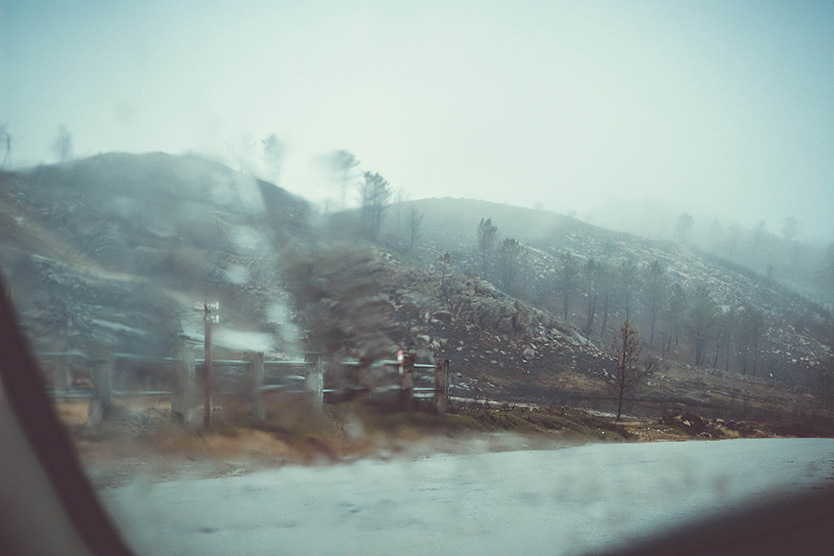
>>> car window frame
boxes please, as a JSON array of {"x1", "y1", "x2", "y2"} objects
[{"x1": 0, "y1": 274, "x2": 135, "y2": 556}]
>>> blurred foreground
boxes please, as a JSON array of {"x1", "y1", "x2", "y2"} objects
[{"x1": 98, "y1": 437, "x2": 834, "y2": 556}]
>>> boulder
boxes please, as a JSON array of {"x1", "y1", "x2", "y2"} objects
[{"x1": 432, "y1": 310, "x2": 452, "y2": 324}]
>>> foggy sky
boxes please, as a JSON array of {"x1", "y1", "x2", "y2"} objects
[{"x1": 2, "y1": 0, "x2": 833, "y2": 241}]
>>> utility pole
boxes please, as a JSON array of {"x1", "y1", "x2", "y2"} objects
[{"x1": 204, "y1": 302, "x2": 219, "y2": 428}]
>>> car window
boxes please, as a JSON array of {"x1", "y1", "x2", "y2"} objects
[{"x1": 2, "y1": 2, "x2": 834, "y2": 555}]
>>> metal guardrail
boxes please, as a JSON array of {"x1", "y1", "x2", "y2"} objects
[
  {"x1": 40, "y1": 350, "x2": 451, "y2": 424},
  {"x1": 47, "y1": 385, "x2": 445, "y2": 398},
  {"x1": 47, "y1": 390, "x2": 174, "y2": 398}
]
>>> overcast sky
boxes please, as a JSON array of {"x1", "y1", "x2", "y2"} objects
[{"x1": 2, "y1": 0, "x2": 833, "y2": 241}]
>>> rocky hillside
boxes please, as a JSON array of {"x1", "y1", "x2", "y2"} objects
[
  {"x1": 391, "y1": 198, "x2": 833, "y2": 390},
  {"x1": 0, "y1": 152, "x2": 307, "y2": 358},
  {"x1": 2, "y1": 153, "x2": 832, "y2": 424}
]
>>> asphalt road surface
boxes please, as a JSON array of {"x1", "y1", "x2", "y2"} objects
[{"x1": 100, "y1": 438, "x2": 834, "y2": 556}]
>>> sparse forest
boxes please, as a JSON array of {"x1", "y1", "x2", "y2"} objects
[
  {"x1": 361, "y1": 196, "x2": 834, "y2": 426},
  {"x1": 5, "y1": 4, "x2": 834, "y2": 553},
  {"x1": 4, "y1": 147, "x2": 834, "y2": 430}
]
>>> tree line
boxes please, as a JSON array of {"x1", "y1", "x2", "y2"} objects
[{"x1": 474, "y1": 216, "x2": 769, "y2": 376}]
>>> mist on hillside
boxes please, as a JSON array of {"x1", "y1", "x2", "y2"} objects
[
  {"x1": 3, "y1": 4, "x2": 834, "y2": 555},
  {"x1": 3, "y1": 2, "x2": 834, "y2": 243}
]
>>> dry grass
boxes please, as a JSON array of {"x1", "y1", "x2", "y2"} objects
[
  {"x1": 52, "y1": 386, "x2": 831, "y2": 490},
  {"x1": 52, "y1": 399, "x2": 90, "y2": 427}
]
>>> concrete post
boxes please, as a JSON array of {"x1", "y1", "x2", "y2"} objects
[
  {"x1": 203, "y1": 303, "x2": 216, "y2": 429},
  {"x1": 305, "y1": 353, "x2": 323, "y2": 411},
  {"x1": 400, "y1": 353, "x2": 415, "y2": 412},
  {"x1": 53, "y1": 357, "x2": 71, "y2": 393},
  {"x1": 246, "y1": 351, "x2": 265, "y2": 419},
  {"x1": 435, "y1": 359, "x2": 450, "y2": 414},
  {"x1": 86, "y1": 357, "x2": 114, "y2": 427},
  {"x1": 51, "y1": 338, "x2": 72, "y2": 397},
  {"x1": 172, "y1": 346, "x2": 197, "y2": 423},
  {"x1": 357, "y1": 356, "x2": 374, "y2": 402}
]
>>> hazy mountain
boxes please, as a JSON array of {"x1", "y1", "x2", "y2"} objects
[
  {"x1": 393, "y1": 198, "x2": 832, "y2": 384},
  {"x1": 0, "y1": 152, "x2": 307, "y2": 357},
  {"x1": 1, "y1": 152, "x2": 832, "y2": 423}
]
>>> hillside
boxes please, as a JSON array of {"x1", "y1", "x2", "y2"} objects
[
  {"x1": 1, "y1": 153, "x2": 833, "y2": 429},
  {"x1": 0, "y1": 152, "x2": 308, "y2": 358},
  {"x1": 395, "y1": 198, "x2": 833, "y2": 387}
]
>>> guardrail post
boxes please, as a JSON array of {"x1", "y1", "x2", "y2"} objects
[
  {"x1": 86, "y1": 356, "x2": 114, "y2": 426},
  {"x1": 172, "y1": 346, "x2": 197, "y2": 423},
  {"x1": 435, "y1": 359, "x2": 450, "y2": 414},
  {"x1": 400, "y1": 352, "x2": 415, "y2": 411},
  {"x1": 247, "y1": 351, "x2": 265, "y2": 419},
  {"x1": 203, "y1": 304, "x2": 214, "y2": 428},
  {"x1": 305, "y1": 353, "x2": 323, "y2": 411},
  {"x1": 53, "y1": 354, "x2": 71, "y2": 394},
  {"x1": 358, "y1": 356, "x2": 374, "y2": 402}
]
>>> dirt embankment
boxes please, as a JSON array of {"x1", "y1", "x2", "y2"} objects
[{"x1": 55, "y1": 397, "x2": 832, "y2": 489}]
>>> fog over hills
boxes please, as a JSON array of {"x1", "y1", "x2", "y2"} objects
[
  {"x1": 1, "y1": 152, "x2": 833, "y2": 423},
  {"x1": 401, "y1": 195, "x2": 833, "y2": 377},
  {"x1": 0, "y1": 152, "x2": 307, "y2": 358}
]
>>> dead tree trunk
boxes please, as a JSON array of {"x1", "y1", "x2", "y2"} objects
[{"x1": 86, "y1": 357, "x2": 113, "y2": 427}]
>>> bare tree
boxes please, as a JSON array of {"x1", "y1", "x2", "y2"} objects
[
  {"x1": 392, "y1": 188, "x2": 408, "y2": 234},
  {"x1": 609, "y1": 320, "x2": 652, "y2": 421},
  {"x1": 262, "y1": 134, "x2": 285, "y2": 183},
  {"x1": 675, "y1": 213, "x2": 694, "y2": 245},
  {"x1": 583, "y1": 258, "x2": 601, "y2": 334},
  {"x1": 517, "y1": 243, "x2": 532, "y2": 295},
  {"x1": 817, "y1": 367, "x2": 834, "y2": 420},
  {"x1": 52, "y1": 124, "x2": 73, "y2": 163},
  {"x1": 477, "y1": 218, "x2": 498, "y2": 280},
  {"x1": 662, "y1": 283, "x2": 687, "y2": 353},
  {"x1": 227, "y1": 131, "x2": 256, "y2": 172},
  {"x1": 782, "y1": 216, "x2": 798, "y2": 242},
  {"x1": 282, "y1": 246, "x2": 398, "y2": 362},
  {"x1": 496, "y1": 238, "x2": 523, "y2": 293},
  {"x1": 751, "y1": 219, "x2": 769, "y2": 258},
  {"x1": 596, "y1": 262, "x2": 614, "y2": 338},
  {"x1": 438, "y1": 252, "x2": 452, "y2": 291},
  {"x1": 642, "y1": 259, "x2": 668, "y2": 346},
  {"x1": 713, "y1": 307, "x2": 736, "y2": 372},
  {"x1": 328, "y1": 150, "x2": 360, "y2": 210},
  {"x1": 557, "y1": 252, "x2": 579, "y2": 322},
  {"x1": 361, "y1": 171, "x2": 391, "y2": 240},
  {"x1": 617, "y1": 259, "x2": 638, "y2": 323},
  {"x1": 782, "y1": 215, "x2": 800, "y2": 263},
  {"x1": 687, "y1": 284, "x2": 718, "y2": 366},
  {"x1": 737, "y1": 307, "x2": 766, "y2": 376},
  {"x1": 407, "y1": 206, "x2": 424, "y2": 252}
]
